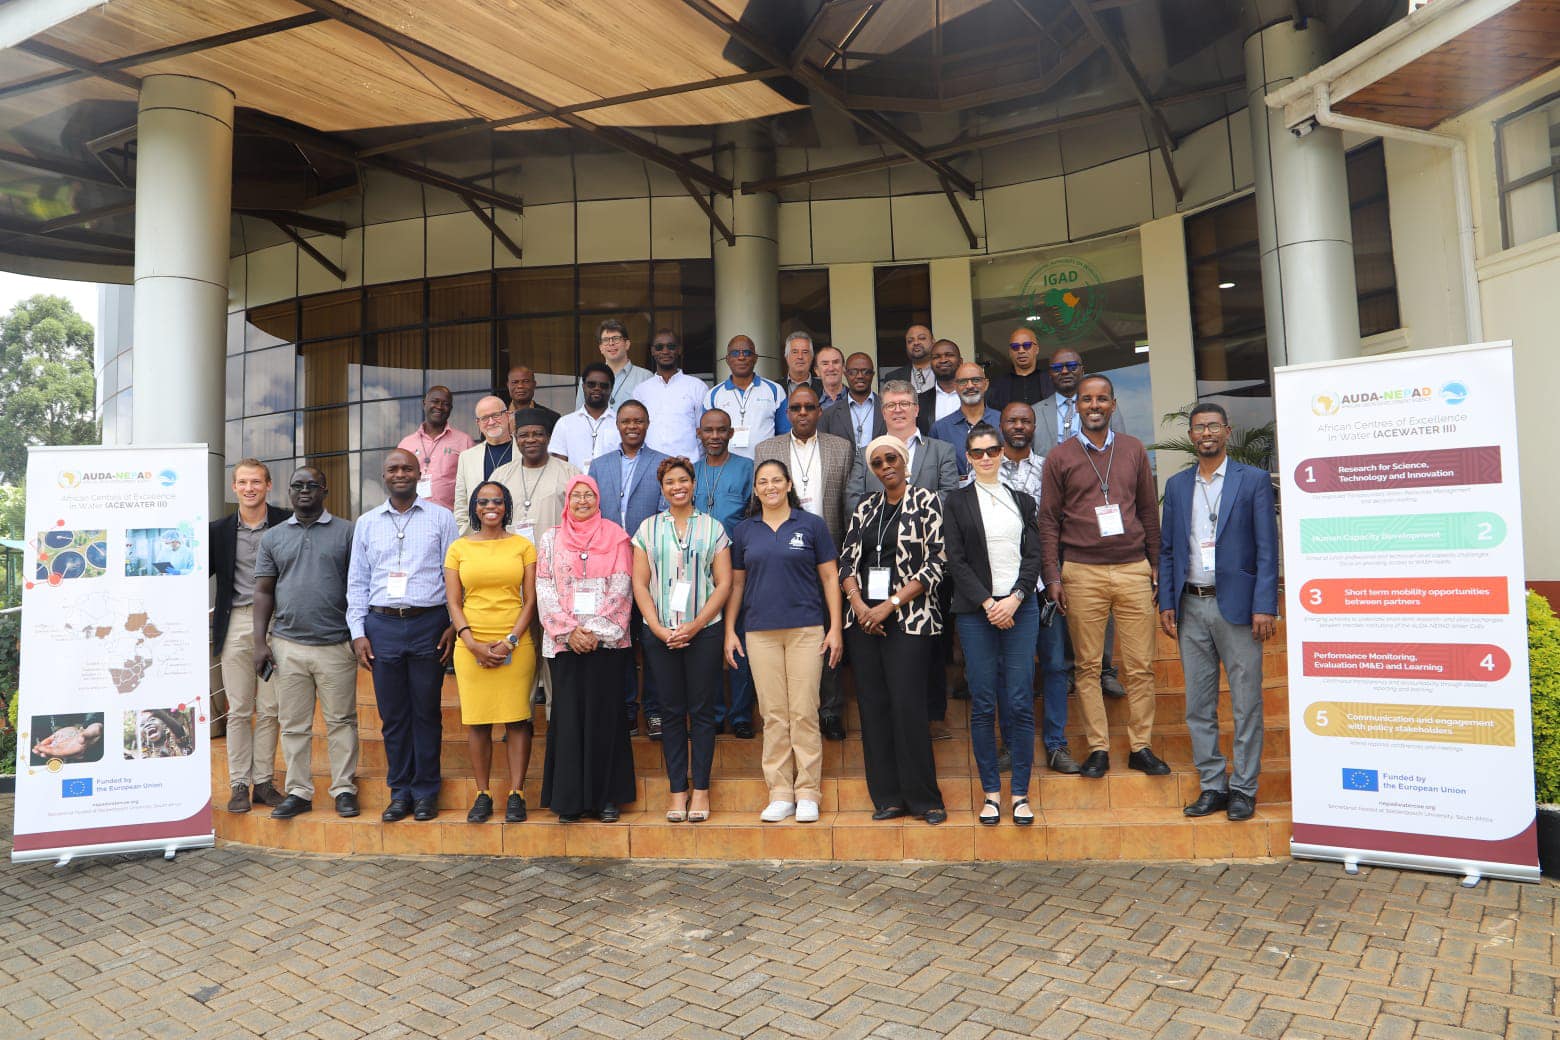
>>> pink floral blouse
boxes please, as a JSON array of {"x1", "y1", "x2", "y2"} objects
[{"x1": 535, "y1": 527, "x2": 633, "y2": 658}]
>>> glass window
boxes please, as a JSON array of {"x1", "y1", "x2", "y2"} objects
[
  {"x1": 1347, "y1": 143, "x2": 1400, "y2": 338},
  {"x1": 360, "y1": 330, "x2": 424, "y2": 401},
  {"x1": 501, "y1": 316, "x2": 578, "y2": 387},
  {"x1": 362, "y1": 397, "x2": 423, "y2": 452},
  {"x1": 654, "y1": 260, "x2": 713, "y2": 309},
  {"x1": 242, "y1": 412, "x2": 293, "y2": 462},
  {"x1": 779, "y1": 268, "x2": 830, "y2": 351},
  {"x1": 429, "y1": 323, "x2": 495, "y2": 393},
  {"x1": 1496, "y1": 92, "x2": 1560, "y2": 249},
  {"x1": 227, "y1": 311, "x2": 244, "y2": 357},
  {"x1": 243, "y1": 345, "x2": 296, "y2": 416},
  {"x1": 579, "y1": 261, "x2": 651, "y2": 311},
  {"x1": 367, "y1": 280, "x2": 423, "y2": 330},
  {"x1": 873, "y1": 264, "x2": 931, "y2": 371},
  {"x1": 297, "y1": 338, "x2": 358, "y2": 409},
  {"x1": 430, "y1": 272, "x2": 492, "y2": 323},
  {"x1": 300, "y1": 406, "x2": 351, "y2": 457},
  {"x1": 306, "y1": 453, "x2": 353, "y2": 519},
  {"x1": 497, "y1": 266, "x2": 573, "y2": 316},
  {"x1": 300, "y1": 289, "x2": 361, "y2": 341},
  {"x1": 226, "y1": 355, "x2": 243, "y2": 420},
  {"x1": 246, "y1": 302, "x2": 296, "y2": 350}
]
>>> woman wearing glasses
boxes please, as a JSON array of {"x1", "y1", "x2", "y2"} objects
[
  {"x1": 725, "y1": 459, "x2": 843, "y2": 824},
  {"x1": 631, "y1": 458, "x2": 732, "y2": 823},
  {"x1": 838, "y1": 435, "x2": 947, "y2": 826},
  {"x1": 943, "y1": 424, "x2": 1044, "y2": 826},
  {"x1": 537, "y1": 475, "x2": 637, "y2": 822},
  {"x1": 444, "y1": 481, "x2": 538, "y2": 823}
]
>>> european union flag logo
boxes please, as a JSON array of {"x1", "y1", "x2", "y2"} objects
[
  {"x1": 1342, "y1": 768, "x2": 1378, "y2": 792},
  {"x1": 61, "y1": 777, "x2": 93, "y2": 798}
]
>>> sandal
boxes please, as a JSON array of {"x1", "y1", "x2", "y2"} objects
[
  {"x1": 688, "y1": 790, "x2": 709, "y2": 823},
  {"x1": 666, "y1": 792, "x2": 688, "y2": 823},
  {"x1": 979, "y1": 796, "x2": 1001, "y2": 826},
  {"x1": 1012, "y1": 797, "x2": 1034, "y2": 826}
]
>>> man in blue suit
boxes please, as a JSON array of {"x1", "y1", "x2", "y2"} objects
[
  {"x1": 589, "y1": 399, "x2": 668, "y2": 736},
  {"x1": 1158, "y1": 403, "x2": 1278, "y2": 822}
]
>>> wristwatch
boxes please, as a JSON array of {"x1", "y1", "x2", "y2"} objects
[
  {"x1": 505, "y1": 633, "x2": 520, "y2": 648},
  {"x1": 1011, "y1": 587, "x2": 1027, "y2": 603},
  {"x1": 889, "y1": 594, "x2": 902, "y2": 608}
]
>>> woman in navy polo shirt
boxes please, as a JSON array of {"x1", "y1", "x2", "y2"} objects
[{"x1": 724, "y1": 459, "x2": 843, "y2": 824}]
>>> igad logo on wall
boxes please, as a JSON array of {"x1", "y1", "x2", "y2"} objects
[{"x1": 1021, "y1": 257, "x2": 1105, "y2": 343}]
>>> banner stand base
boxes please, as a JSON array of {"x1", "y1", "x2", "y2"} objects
[
  {"x1": 12, "y1": 834, "x2": 214, "y2": 867},
  {"x1": 1292, "y1": 841, "x2": 1539, "y2": 885}
]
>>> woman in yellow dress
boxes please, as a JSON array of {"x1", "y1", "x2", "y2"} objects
[{"x1": 444, "y1": 480, "x2": 538, "y2": 823}]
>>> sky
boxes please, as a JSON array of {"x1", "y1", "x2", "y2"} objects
[{"x1": 0, "y1": 272, "x2": 102, "y2": 330}]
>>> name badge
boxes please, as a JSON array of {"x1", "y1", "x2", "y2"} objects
[
  {"x1": 798, "y1": 494, "x2": 817, "y2": 514},
  {"x1": 387, "y1": 570, "x2": 409, "y2": 599},
  {"x1": 415, "y1": 475, "x2": 433, "y2": 500},
  {"x1": 1199, "y1": 538, "x2": 1216, "y2": 572},
  {"x1": 669, "y1": 580, "x2": 692, "y2": 614},
  {"x1": 1095, "y1": 503, "x2": 1124, "y2": 538},
  {"x1": 511, "y1": 521, "x2": 535, "y2": 543},
  {"x1": 731, "y1": 426, "x2": 751, "y2": 449},
  {"x1": 866, "y1": 567, "x2": 891, "y2": 601},
  {"x1": 572, "y1": 578, "x2": 602, "y2": 616}
]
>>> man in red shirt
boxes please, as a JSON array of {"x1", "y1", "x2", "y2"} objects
[{"x1": 396, "y1": 385, "x2": 473, "y2": 512}]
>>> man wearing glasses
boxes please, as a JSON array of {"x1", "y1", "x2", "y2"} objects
[
  {"x1": 1036, "y1": 348, "x2": 1124, "y2": 455},
  {"x1": 453, "y1": 396, "x2": 520, "y2": 530},
  {"x1": 704, "y1": 334, "x2": 788, "y2": 459},
  {"x1": 633, "y1": 328, "x2": 708, "y2": 461},
  {"x1": 820, "y1": 352, "x2": 885, "y2": 453},
  {"x1": 988, "y1": 326, "x2": 1052, "y2": 412},
  {"x1": 553, "y1": 362, "x2": 622, "y2": 471},
  {"x1": 931, "y1": 362, "x2": 1002, "y2": 478},
  {"x1": 574, "y1": 318, "x2": 651, "y2": 411}
]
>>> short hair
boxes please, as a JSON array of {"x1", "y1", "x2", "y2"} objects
[
  {"x1": 700, "y1": 408, "x2": 731, "y2": 425},
  {"x1": 652, "y1": 327, "x2": 678, "y2": 343},
  {"x1": 933, "y1": 338, "x2": 961, "y2": 353},
  {"x1": 1078, "y1": 373, "x2": 1115, "y2": 397},
  {"x1": 879, "y1": 379, "x2": 915, "y2": 400},
  {"x1": 784, "y1": 330, "x2": 814, "y2": 351},
  {"x1": 581, "y1": 361, "x2": 613, "y2": 384},
  {"x1": 1189, "y1": 402, "x2": 1229, "y2": 425},
  {"x1": 656, "y1": 457, "x2": 696, "y2": 485},
  {"x1": 617, "y1": 398, "x2": 649, "y2": 418},
  {"x1": 965, "y1": 421, "x2": 1002, "y2": 451},
  {"x1": 467, "y1": 481, "x2": 513, "y2": 533},
  {"x1": 596, "y1": 318, "x2": 628, "y2": 341},
  {"x1": 233, "y1": 458, "x2": 270, "y2": 480},
  {"x1": 788, "y1": 383, "x2": 820, "y2": 403},
  {"x1": 814, "y1": 345, "x2": 843, "y2": 362},
  {"x1": 424, "y1": 384, "x2": 452, "y2": 399}
]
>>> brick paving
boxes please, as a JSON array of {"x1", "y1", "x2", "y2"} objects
[{"x1": 3, "y1": 795, "x2": 1558, "y2": 1040}]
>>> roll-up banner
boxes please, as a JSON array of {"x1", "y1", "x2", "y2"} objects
[
  {"x1": 1275, "y1": 342, "x2": 1538, "y2": 883},
  {"x1": 11, "y1": 445, "x2": 213, "y2": 864}
]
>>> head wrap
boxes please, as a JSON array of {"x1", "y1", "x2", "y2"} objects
[{"x1": 554, "y1": 475, "x2": 629, "y2": 579}]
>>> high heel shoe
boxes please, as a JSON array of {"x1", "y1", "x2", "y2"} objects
[
  {"x1": 666, "y1": 793, "x2": 688, "y2": 823},
  {"x1": 687, "y1": 790, "x2": 709, "y2": 823}
]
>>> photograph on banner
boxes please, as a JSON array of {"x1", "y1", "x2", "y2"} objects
[
  {"x1": 124, "y1": 525, "x2": 200, "y2": 576},
  {"x1": 123, "y1": 707, "x2": 197, "y2": 759},
  {"x1": 28, "y1": 712, "x2": 106, "y2": 767},
  {"x1": 1275, "y1": 342, "x2": 1537, "y2": 881},
  {"x1": 33, "y1": 528, "x2": 108, "y2": 582}
]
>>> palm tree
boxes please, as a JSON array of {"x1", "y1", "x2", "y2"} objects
[{"x1": 1149, "y1": 405, "x2": 1276, "y2": 472}]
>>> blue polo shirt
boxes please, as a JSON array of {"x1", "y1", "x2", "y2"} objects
[
  {"x1": 932, "y1": 406, "x2": 1003, "y2": 476},
  {"x1": 729, "y1": 509, "x2": 837, "y2": 632}
]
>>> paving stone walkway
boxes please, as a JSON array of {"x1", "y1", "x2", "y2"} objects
[{"x1": 2, "y1": 796, "x2": 1558, "y2": 1040}]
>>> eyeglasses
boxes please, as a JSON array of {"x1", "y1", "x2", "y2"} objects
[
  {"x1": 1189, "y1": 422, "x2": 1227, "y2": 434},
  {"x1": 788, "y1": 403, "x2": 819, "y2": 412},
  {"x1": 966, "y1": 445, "x2": 1002, "y2": 460},
  {"x1": 476, "y1": 412, "x2": 509, "y2": 425},
  {"x1": 474, "y1": 497, "x2": 505, "y2": 507},
  {"x1": 288, "y1": 481, "x2": 324, "y2": 492},
  {"x1": 1049, "y1": 361, "x2": 1082, "y2": 373},
  {"x1": 582, "y1": 380, "x2": 611, "y2": 390},
  {"x1": 727, "y1": 349, "x2": 755, "y2": 359},
  {"x1": 600, "y1": 335, "x2": 627, "y2": 345},
  {"x1": 1009, "y1": 340, "x2": 1038, "y2": 351},
  {"x1": 954, "y1": 376, "x2": 986, "y2": 387},
  {"x1": 882, "y1": 401, "x2": 915, "y2": 411}
]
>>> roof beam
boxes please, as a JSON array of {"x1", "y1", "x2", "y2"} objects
[
  {"x1": 270, "y1": 219, "x2": 346, "y2": 281},
  {"x1": 0, "y1": 14, "x2": 328, "y2": 101},
  {"x1": 0, "y1": 0, "x2": 107, "y2": 51},
  {"x1": 938, "y1": 175, "x2": 978, "y2": 249},
  {"x1": 0, "y1": 215, "x2": 132, "y2": 253},
  {"x1": 239, "y1": 208, "x2": 346, "y2": 237},
  {"x1": 291, "y1": 0, "x2": 730, "y2": 194},
  {"x1": 33, "y1": 201, "x2": 135, "y2": 233},
  {"x1": 742, "y1": 78, "x2": 1240, "y2": 193},
  {"x1": 15, "y1": 40, "x2": 139, "y2": 90},
  {"x1": 679, "y1": 0, "x2": 979, "y2": 199},
  {"x1": 1061, "y1": 0, "x2": 1183, "y2": 200},
  {"x1": 0, "y1": 147, "x2": 127, "y2": 187},
  {"x1": 677, "y1": 174, "x2": 734, "y2": 247},
  {"x1": 461, "y1": 196, "x2": 522, "y2": 262}
]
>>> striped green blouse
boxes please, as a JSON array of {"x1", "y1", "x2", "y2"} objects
[{"x1": 630, "y1": 510, "x2": 731, "y2": 629}]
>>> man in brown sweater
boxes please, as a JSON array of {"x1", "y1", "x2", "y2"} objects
[{"x1": 1036, "y1": 374, "x2": 1169, "y2": 779}]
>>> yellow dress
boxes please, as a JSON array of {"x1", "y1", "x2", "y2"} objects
[{"x1": 444, "y1": 534, "x2": 538, "y2": 724}]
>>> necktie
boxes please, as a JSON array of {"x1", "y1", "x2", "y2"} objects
[{"x1": 1060, "y1": 397, "x2": 1074, "y2": 438}]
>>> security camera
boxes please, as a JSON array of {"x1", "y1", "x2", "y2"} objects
[{"x1": 1290, "y1": 119, "x2": 1316, "y2": 138}]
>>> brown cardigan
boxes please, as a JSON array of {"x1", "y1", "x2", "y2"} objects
[{"x1": 1037, "y1": 432, "x2": 1160, "y2": 586}]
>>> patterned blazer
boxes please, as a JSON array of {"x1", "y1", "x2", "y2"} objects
[
  {"x1": 837, "y1": 484, "x2": 945, "y2": 636},
  {"x1": 753, "y1": 431, "x2": 855, "y2": 547}
]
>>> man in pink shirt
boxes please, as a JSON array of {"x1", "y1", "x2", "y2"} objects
[{"x1": 397, "y1": 385, "x2": 473, "y2": 512}]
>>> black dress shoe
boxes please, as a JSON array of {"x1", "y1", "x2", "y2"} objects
[
  {"x1": 1227, "y1": 792, "x2": 1256, "y2": 821},
  {"x1": 557, "y1": 812, "x2": 582, "y2": 823},
  {"x1": 413, "y1": 797, "x2": 439, "y2": 821},
  {"x1": 646, "y1": 714, "x2": 663, "y2": 739},
  {"x1": 1080, "y1": 750, "x2": 1110, "y2": 778},
  {"x1": 872, "y1": 806, "x2": 908, "y2": 821},
  {"x1": 949, "y1": 684, "x2": 970, "y2": 701},
  {"x1": 733, "y1": 722, "x2": 755, "y2": 740},
  {"x1": 599, "y1": 803, "x2": 620, "y2": 823},
  {"x1": 1127, "y1": 748, "x2": 1171, "y2": 776},
  {"x1": 382, "y1": 799, "x2": 413, "y2": 822},
  {"x1": 1183, "y1": 789, "x2": 1230, "y2": 817},
  {"x1": 922, "y1": 809, "x2": 947, "y2": 826},
  {"x1": 335, "y1": 792, "x2": 360, "y2": 818},
  {"x1": 270, "y1": 794, "x2": 312, "y2": 819},
  {"x1": 820, "y1": 716, "x2": 846, "y2": 741},
  {"x1": 1101, "y1": 670, "x2": 1127, "y2": 699}
]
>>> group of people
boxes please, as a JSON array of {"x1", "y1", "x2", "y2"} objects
[{"x1": 211, "y1": 318, "x2": 1278, "y2": 832}]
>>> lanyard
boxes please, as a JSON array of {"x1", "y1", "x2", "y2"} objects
[
  {"x1": 1081, "y1": 439, "x2": 1115, "y2": 503},
  {"x1": 387, "y1": 504, "x2": 413, "y2": 564},
  {"x1": 517, "y1": 462, "x2": 543, "y2": 516},
  {"x1": 1197, "y1": 472, "x2": 1223, "y2": 527},
  {"x1": 484, "y1": 441, "x2": 511, "y2": 474},
  {"x1": 793, "y1": 437, "x2": 818, "y2": 496},
  {"x1": 873, "y1": 497, "x2": 902, "y2": 563},
  {"x1": 698, "y1": 459, "x2": 733, "y2": 512}
]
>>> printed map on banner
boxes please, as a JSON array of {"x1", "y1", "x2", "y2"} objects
[{"x1": 29, "y1": 589, "x2": 197, "y2": 696}]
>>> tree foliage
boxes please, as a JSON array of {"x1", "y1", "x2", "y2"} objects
[{"x1": 0, "y1": 294, "x2": 97, "y2": 484}]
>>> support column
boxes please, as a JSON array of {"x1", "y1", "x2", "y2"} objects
[
  {"x1": 130, "y1": 75, "x2": 234, "y2": 517},
  {"x1": 1141, "y1": 214, "x2": 1200, "y2": 496},
  {"x1": 1244, "y1": 15, "x2": 1359, "y2": 368},
  {"x1": 713, "y1": 124, "x2": 779, "y2": 381}
]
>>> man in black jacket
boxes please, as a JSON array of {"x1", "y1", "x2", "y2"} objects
[{"x1": 210, "y1": 459, "x2": 291, "y2": 813}]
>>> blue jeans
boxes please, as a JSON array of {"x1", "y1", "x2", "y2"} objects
[
  {"x1": 958, "y1": 597, "x2": 1039, "y2": 797},
  {"x1": 1037, "y1": 606, "x2": 1071, "y2": 752}
]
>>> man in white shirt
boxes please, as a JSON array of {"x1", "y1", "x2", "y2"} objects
[
  {"x1": 552, "y1": 362, "x2": 621, "y2": 471},
  {"x1": 704, "y1": 334, "x2": 788, "y2": 458},
  {"x1": 633, "y1": 329, "x2": 708, "y2": 460},
  {"x1": 881, "y1": 324, "x2": 936, "y2": 394},
  {"x1": 574, "y1": 317, "x2": 651, "y2": 410}
]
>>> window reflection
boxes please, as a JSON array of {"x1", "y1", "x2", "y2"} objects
[{"x1": 244, "y1": 346, "x2": 296, "y2": 416}]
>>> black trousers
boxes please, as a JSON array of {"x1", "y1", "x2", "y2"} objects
[
  {"x1": 365, "y1": 609, "x2": 446, "y2": 803},
  {"x1": 847, "y1": 625, "x2": 943, "y2": 815},
  {"x1": 642, "y1": 625, "x2": 722, "y2": 792}
]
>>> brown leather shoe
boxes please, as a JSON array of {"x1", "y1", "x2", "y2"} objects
[
  {"x1": 226, "y1": 785, "x2": 251, "y2": 814},
  {"x1": 928, "y1": 721, "x2": 952, "y2": 741},
  {"x1": 251, "y1": 781, "x2": 285, "y2": 807}
]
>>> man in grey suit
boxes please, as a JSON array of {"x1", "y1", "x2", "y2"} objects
[
  {"x1": 754, "y1": 384, "x2": 855, "y2": 739},
  {"x1": 820, "y1": 352, "x2": 885, "y2": 454},
  {"x1": 588, "y1": 399, "x2": 669, "y2": 736}
]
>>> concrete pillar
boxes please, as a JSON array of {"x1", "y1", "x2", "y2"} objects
[
  {"x1": 713, "y1": 124, "x2": 779, "y2": 381},
  {"x1": 1244, "y1": 15, "x2": 1360, "y2": 368},
  {"x1": 130, "y1": 75, "x2": 234, "y2": 517},
  {"x1": 928, "y1": 258, "x2": 975, "y2": 358},
  {"x1": 828, "y1": 264, "x2": 877, "y2": 368},
  {"x1": 1140, "y1": 214, "x2": 1200, "y2": 495}
]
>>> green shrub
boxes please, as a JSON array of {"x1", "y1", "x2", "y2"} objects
[
  {"x1": 1531, "y1": 591, "x2": 1560, "y2": 804},
  {"x1": 1, "y1": 686, "x2": 15, "y2": 775}
]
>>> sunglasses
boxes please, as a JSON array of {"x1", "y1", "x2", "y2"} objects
[
  {"x1": 966, "y1": 445, "x2": 1002, "y2": 459},
  {"x1": 651, "y1": 342, "x2": 680, "y2": 351},
  {"x1": 727, "y1": 349, "x2": 756, "y2": 358},
  {"x1": 1049, "y1": 361, "x2": 1082, "y2": 373},
  {"x1": 1009, "y1": 340, "x2": 1038, "y2": 351},
  {"x1": 788, "y1": 403, "x2": 819, "y2": 412},
  {"x1": 289, "y1": 481, "x2": 324, "y2": 492},
  {"x1": 474, "y1": 497, "x2": 505, "y2": 507},
  {"x1": 869, "y1": 452, "x2": 903, "y2": 467}
]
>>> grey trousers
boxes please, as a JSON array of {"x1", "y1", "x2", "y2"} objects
[{"x1": 1178, "y1": 593, "x2": 1264, "y2": 798}]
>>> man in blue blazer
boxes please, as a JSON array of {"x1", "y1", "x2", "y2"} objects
[
  {"x1": 588, "y1": 399, "x2": 668, "y2": 736},
  {"x1": 1157, "y1": 403, "x2": 1278, "y2": 823}
]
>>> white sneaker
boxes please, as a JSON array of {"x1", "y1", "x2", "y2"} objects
[
  {"x1": 761, "y1": 800, "x2": 796, "y2": 823},
  {"x1": 795, "y1": 800, "x2": 820, "y2": 823}
]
